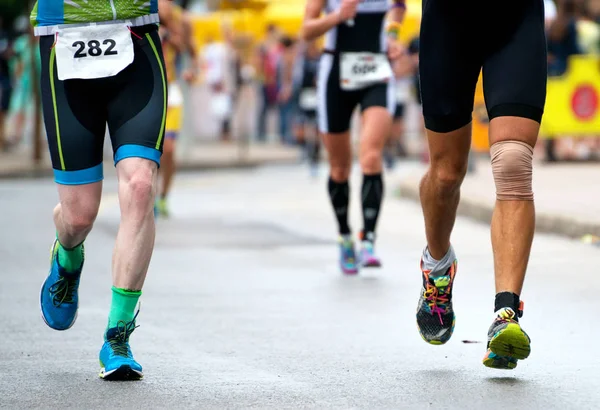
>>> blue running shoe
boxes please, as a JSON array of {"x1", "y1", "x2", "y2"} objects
[
  {"x1": 339, "y1": 235, "x2": 358, "y2": 275},
  {"x1": 40, "y1": 240, "x2": 83, "y2": 331},
  {"x1": 99, "y1": 312, "x2": 143, "y2": 381}
]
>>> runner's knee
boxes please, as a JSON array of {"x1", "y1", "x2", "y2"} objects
[
  {"x1": 490, "y1": 140, "x2": 534, "y2": 201},
  {"x1": 330, "y1": 165, "x2": 351, "y2": 181},
  {"x1": 56, "y1": 201, "x2": 98, "y2": 236},
  {"x1": 430, "y1": 160, "x2": 467, "y2": 196},
  {"x1": 359, "y1": 149, "x2": 382, "y2": 173},
  {"x1": 119, "y1": 160, "x2": 157, "y2": 212},
  {"x1": 328, "y1": 147, "x2": 352, "y2": 181}
]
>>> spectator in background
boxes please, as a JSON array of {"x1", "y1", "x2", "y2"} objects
[
  {"x1": 548, "y1": 0, "x2": 581, "y2": 76},
  {"x1": 386, "y1": 42, "x2": 413, "y2": 169},
  {"x1": 292, "y1": 39, "x2": 321, "y2": 175},
  {"x1": 590, "y1": 0, "x2": 600, "y2": 22},
  {"x1": 0, "y1": 17, "x2": 12, "y2": 151},
  {"x1": 276, "y1": 36, "x2": 297, "y2": 145},
  {"x1": 6, "y1": 16, "x2": 40, "y2": 150},
  {"x1": 544, "y1": 0, "x2": 558, "y2": 30},
  {"x1": 202, "y1": 29, "x2": 237, "y2": 142},
  {"x1": 256, "y1": 24, "x2": 282, "y2": 142},
  {"x1": 577, "y1": 0, "x2": 600, "y2": 54}
]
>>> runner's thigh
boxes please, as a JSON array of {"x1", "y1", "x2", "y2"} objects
[
  {"x1": 419, "y1": 0, "x2": 482, "y2": 133},
  {"x1": 482, "y1": 0, "x2": 547, "y2": 123},
  {"x1": 40, "y1": 35, "x2": 107, "y2": 185},
  {"x1": 107, "y1": 26, "x2": 166, "y2": 167}
]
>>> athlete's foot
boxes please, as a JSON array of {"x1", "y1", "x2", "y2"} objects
[
  {"x1": 359, "y1": 240, "x2": 381, "y2": 268},
  {"x1": 40, "y1": 240, "x2": 84, "y2": 331},
  {"x1": 482, "y1": 305, "x2": 530, "y2": 370},
  {"x1": 416, "y1": 259, "x2": 457, "y2": 345},
  {"x1": 339, "y1": 234, "x2": 358, "y2": 275},
  {"x1": 155, "y1": 197, "x2": 169, "y2": 218},
  {"x1": 99, "y1": 313, "x2": 143, "y2": 381}
]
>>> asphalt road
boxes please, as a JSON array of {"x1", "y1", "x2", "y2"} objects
[{"x1": 0, "y1": 163, "x2": 598, "y2": 409}]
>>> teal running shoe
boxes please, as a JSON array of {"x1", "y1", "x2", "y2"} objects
[
  {"x1": 40, "y1": 240, "x2": 84, "y2": 331},
  {"x1": 99, "y1": 312, "x2": 143, "y2": 381},
  {"x1": 359, "y1": 241, "x2": 382, "y2": 268},
  {"x1": 339, "y1": 235, "x2": 358, "y2": 275}
]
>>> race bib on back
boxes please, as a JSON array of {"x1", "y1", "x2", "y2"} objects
[
  {"x1": 55, "y1": 24, "x2": 134, "y2": 81},
  {"x1": 340, "y1": 53, "x2": 393, "y2": 91}
]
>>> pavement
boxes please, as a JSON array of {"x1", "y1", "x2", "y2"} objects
[
  {"x1": 398, "y1": 157, "x2": 600, "y2": 239},
  {"x1": 0, "y1": 142, "x2": 300, "y2": 179},
  {"x1": 0, "y1": 162, "x2": 598, "y2": 409}
]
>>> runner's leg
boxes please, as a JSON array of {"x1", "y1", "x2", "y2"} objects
[
  {"x1": 38, "y1": 34, "x2": 106, "y2": 331},
  {"x1": 416, "y1": 0, "x2": 481, "y2": 344},
  {"x1": 99, "y1": 25, "x2": 166, "y2": 380},
  {"x1": 318, "y1": 52, "x2": 358, "y2": 274},
  {"x1": 357, "y1": 82, "x2": 394, "y2": 267},
  {"x1": 113, "y1": 157, "x2": 158, "y2": 290},
  {"x1": 481, "y1": 0, "x2": 546, "y2": 369},
  {"x1": 157, "y1": 101, "x2": 182, "y2": 217}
]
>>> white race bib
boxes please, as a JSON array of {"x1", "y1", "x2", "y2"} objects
[
  {"x1": 168, "y1": 83, "x2": 184, "y2": 107},
  {"x1": 299, "y1": 88, "x2": 318, "y2": 110},
  {"x1": 55, "y1": 24, "x2": 134, "y2": 81},
  {"x1": 340, "y1": 52, "x2": 393, "y2": 91}
]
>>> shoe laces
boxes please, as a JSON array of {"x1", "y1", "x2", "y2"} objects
[
  {"x1": 107, "y1": 310, "x2": 140, "y2": 357},
  {"x1": 494, "y1": 304, "x2": 523, "y2": 325},
  {"x1": 423, "y1": 279, "x2": 450, "y2": 325},
  {"x1": 49, "y1": 275, "x2": 78, "y2": 307}
]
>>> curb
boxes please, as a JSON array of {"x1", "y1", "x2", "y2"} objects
[
  {"x1": 398, "y1": 179, "x2": 600, "y2": 239},
  {"x1": 0, "y1": 156, "x2": 297, "y2": 180}
]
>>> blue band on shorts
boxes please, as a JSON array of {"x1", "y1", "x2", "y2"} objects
[
  {"x1": 114, "y1": 144, "x2": 162, "y2": 166},
  {"x1": 165, "y1": 131, "x2": 178, "y2": 140},
  {"x1": 54, "y1": 163, "x2": 103, "y2": 185}
]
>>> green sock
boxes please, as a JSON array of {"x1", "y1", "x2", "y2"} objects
[
  {"x1": 108, "y1": 287, "x2": 142, "y2": 329},
  {"x1": 55, "y1": 240, "x2": 84, "y2": 273}
]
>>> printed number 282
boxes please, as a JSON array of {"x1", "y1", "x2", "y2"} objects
[{"x1": 72, "y1": 39, "x2": 118, "y2": 58}]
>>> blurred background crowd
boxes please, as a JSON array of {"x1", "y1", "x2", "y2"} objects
[{"x1": 2, "y1": 0, "x2": 600, "y2": 166}]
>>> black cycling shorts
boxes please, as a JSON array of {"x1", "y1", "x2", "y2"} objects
[
  {"x1": 40, "y1": 25, "x2": 166, "y2": 185},
  {"x1": 419, "y1": 0, "x2": 547, "y2": 133},
  {"x1": 317, "y1": 53, "x2": 395, "y2": 134}
]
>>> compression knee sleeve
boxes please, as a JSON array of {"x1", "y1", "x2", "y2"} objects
[{"x1": 490, "y1": 141, "x2": 534, "y2": 201}]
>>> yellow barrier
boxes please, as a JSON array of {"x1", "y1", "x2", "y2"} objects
[
  {"x1": 191, "y1": 0, "x2": 422, "y2": 47},
  {"x1": 472, "y1": 55, "x2": 600, "y2": 152},
  {"x1": 541, "y1": 55, "x2": 600, "y2": 138}
]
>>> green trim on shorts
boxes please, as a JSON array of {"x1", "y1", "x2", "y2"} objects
[
  {"x1": 145, "y1": 33, "x2": 167, "y2": 151},
  {"x1": 49, "y1": 47, "x2": 66, "y2": 171}
]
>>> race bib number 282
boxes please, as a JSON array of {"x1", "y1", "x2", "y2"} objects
[{"x1": 55, "y1": 24, "x2": 134, "y2": 81}]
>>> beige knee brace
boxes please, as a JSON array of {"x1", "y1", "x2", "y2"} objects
[{"x1": 490, "y1": 141, "x2": 534, "y2": 201}]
